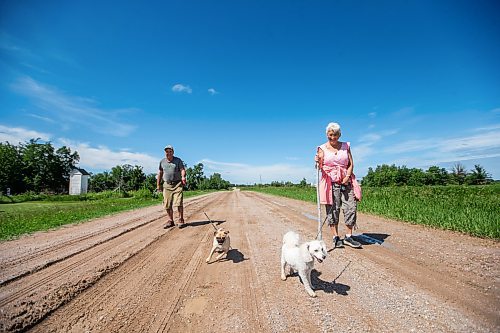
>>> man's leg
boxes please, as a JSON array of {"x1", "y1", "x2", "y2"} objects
[
  {"x1": 178, "y1": 205, "x2": 184, "y2": 224},
  {"x1": 163, "y1": 186, "x2": 175, "y2": 228}
]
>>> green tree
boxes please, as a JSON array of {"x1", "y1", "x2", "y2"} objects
[
  {"x1": 89, "y1": 171, "x2": 114, "y2": 192},
  {"x1": 143, "y1": 173, "x2": 158, "y2": 192},
  {"x1": 20, "y1": 139, "x2": 79, "y2": 193},
  {"x1": 425, "y1": 166, "x2": 448, "y2": 185},
  {"x1": 450, "y1": 162, "x2": 467, "y2": 185},
  {"x1": 128, "y1": 165, "x2": 146, "y2": 190},
  {"x1": 208, "y1": 173, "x2": 231, "y2": 190},
  {"x1": 109, "y1": 164, "x2": 146, "y2": 192},
  {"x1": 0, "y1": 142, "x2": 24, "y2": 194},
  {"x1": 466, "y1": 164, "x2": 492, "y2": 185},
  {"x1": 407, "y1": 168, "x2": 426, "y2": 186},
  {"x1": 186, "y1": 163, "x2": 206, "y2": 190},
  {"x1": 298, "y1": 178, "x2": 308, "y2": 187},
  {"x1": 0, "y1": 142, "x2": 25, "y2": 194}
]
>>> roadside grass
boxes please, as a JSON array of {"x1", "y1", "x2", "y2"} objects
[
  {"x1": 0, "y1": 190, "x2": 214, "y2": 240},
  {"x1": 243, "y1": 184, "x2": 500, "y2": 239}
]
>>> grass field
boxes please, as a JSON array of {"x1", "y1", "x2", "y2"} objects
[
  {"x1": 0, "y1": 190, "x2": 212, "y2": 240},
  {"x1": 244, "y1": 184, "x2": 500, "y2": 239}
]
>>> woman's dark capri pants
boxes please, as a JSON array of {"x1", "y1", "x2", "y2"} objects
[{"x1": 325, "y1": 183, "x2": 357, "y2": 227}]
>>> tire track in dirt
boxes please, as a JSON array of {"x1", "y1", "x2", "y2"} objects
[
  {"x1": 1, "y1": 190, "x2": 498, "y2": 332},
  {"x1": 0, "y1": 195, "x2": 212, "y2": 287},
  {"x1": 162, "y1": 190, "x2": 269, "y2": 333},
  {"x1": 241, "y1": 191, "x2": 499, "y2": 332},
  {"x1": 0, "y1": 214, "x2": 163, "y2": 287},
  {"x1": 0, "y1": 194, "x2": 221, "y2": 332},
  {"x1": 30, "y1": 193, "x2": 230, "y2": 333}
]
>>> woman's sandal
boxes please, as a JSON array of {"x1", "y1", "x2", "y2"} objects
[{"x1": 178, "y1": 219, "x2": 185, "y2": 227}]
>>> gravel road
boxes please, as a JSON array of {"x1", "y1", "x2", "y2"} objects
[{"x1": 0, "y1": 190, "x2": 498, "y2": 332}]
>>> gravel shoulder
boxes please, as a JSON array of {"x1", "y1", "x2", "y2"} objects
[{"x1": 0, "y1": 190, "x2": 498, "y2": 332}]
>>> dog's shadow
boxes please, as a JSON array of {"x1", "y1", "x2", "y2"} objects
[
  {"x1": 208, "y1": 248, "x2": 248, "y2": 264},
  {"x1": 310, "y1": 270, "x2": 350, "y2": 295},
  {"x1": 178, "y1": 220, "x2": 226, "y2": 229},
  {"x1": 225, "y1": 248, "x2": 248, "y2": 263}
]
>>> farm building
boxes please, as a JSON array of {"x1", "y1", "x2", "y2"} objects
[{"x1": 69, "y1": 168, "x2": 90, "y2": 195}]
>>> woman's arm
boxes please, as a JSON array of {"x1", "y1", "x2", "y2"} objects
[
  {"x1": 342, "y1": 147, "x2": 354, "y2": 184},
  {"x1": 315, "y1": 147, "x2": 324, "y2": 169}
]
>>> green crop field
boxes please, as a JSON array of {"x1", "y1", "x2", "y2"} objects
[
  {"x1": 244, "y1": 184, "x2": 500, "y2": 239},
  {"x1": 0, "y1": 190, "x2": 213, "y2": 240}
]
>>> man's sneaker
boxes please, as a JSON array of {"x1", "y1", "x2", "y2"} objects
[
  {"x1": 333, "y1": 236, "x2": 344, "y2": 249},
  {"x1": 343, "y1": 236, "x2": 362, "y2": 248},
  {"x1": 163, "y1": 221, "x2": 174, "y2": 229}
]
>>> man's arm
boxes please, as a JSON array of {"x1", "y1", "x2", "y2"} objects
[
  {"x1": 157, "y1": 169, "x2": 163, "y2": 190},
  {"x1": 181, "y1": 165, "x2": 186, "y2": 185}
]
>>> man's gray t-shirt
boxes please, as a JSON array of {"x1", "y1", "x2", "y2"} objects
[{"x1": 159, "y1": 157, "x2": 185, "y2": 183}]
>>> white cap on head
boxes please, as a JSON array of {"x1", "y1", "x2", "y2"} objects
[{"x1": 164, "y1": 145, "x2": 174, "y2": 151}]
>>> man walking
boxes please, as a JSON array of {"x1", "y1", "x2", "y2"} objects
[{"x1": 157, "y1": 145, "x2": 187, "y2": 228}]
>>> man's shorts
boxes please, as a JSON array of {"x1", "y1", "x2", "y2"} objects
[{"x1": 162, "y1": 181, "x2": 183, "y2": 210}]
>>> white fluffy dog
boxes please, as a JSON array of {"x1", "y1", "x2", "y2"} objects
[{"x1": 280, "y1": 231, "x2": 327, "y2": 297}]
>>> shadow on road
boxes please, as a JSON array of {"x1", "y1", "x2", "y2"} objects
[
  {"x1": 224, "y1": 248, "x2": 247, "y2": 263},
  {"x1": 354, "y1": 233, "x2": 390, "y2": 246},
  {"x1": 311, "y1": 270, "x2": 350, "y2": 295},
  {"x1": 178, "y1": 220, "x2": 226, "y2": 229},
  {"x1": 207, "y1": 248, "x2": 248, "y2": 264}
]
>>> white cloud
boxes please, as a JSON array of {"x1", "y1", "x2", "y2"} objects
[
  {"x1": 365, "y1": 127, "x2": 500, "y2": 178},
  {"x1": 472, "y1": 124, "x2": 500, "y2": 132},
  {"x1": 199, "y1": 159, "x2": 314, "y2": 185},
  {"x1": 11, "y1": 76, "x2": 136, "y2": 137},
  {"x1": 58, "y1": 139, "x2": 159, "y2": 174},
  {"x1": 172, "y1": 84, "x2": 192, "y2": 94},
  {"x1": 0, "y1": 124, "x2": 51, "y2": 144},
  {"x1": 368, "y1": 112, "x2": 377, "y2": 118},
  {"x1": 28, "y1": 113, "x2": 56, "y2": 123},
  {"x1": 439, "y1": 131, "x2": 500, "y2": 153},
  {"x1": 359, "y1": 133, "x2": 382, "y2": 144},
  {"x1": 0, "y1": 124, "x2": 159, "y2": 173},
  {"x1": 392, "y1": 106, "x2": 414, "y2": 117},
  {"x1": 208, "y1": 88, "x2": 219, "y2": 95}
]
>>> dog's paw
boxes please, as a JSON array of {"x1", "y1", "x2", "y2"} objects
[
  {"x1": 281, "y1": 274, "x2": 287, "y2": 281},
  {"x1": 308, "y1": 291, "x2": 317, "y2": 297},
  {"x1": 205, "y1": 258, "x2": 210, "y2": 263}
]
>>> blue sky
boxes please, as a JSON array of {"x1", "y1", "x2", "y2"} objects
[{"x1": 1, "y1": 0, "x2": 499, "y2": 184}]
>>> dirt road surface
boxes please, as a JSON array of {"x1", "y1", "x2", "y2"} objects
[{"x1": 0, "y1": 190, "x2": 498, "y2": 332}]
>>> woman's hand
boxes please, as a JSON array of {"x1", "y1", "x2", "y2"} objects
[
  {"x1": 342, "y1": 175, "x2": 350, "y2": 185},
  {"x1": 314, "y1": 154, "x2": 322, "y2": 169}
]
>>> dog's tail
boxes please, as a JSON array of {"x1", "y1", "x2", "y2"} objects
[{"x1": 283, "y1": 231, "x2": 300, "y2": 247}]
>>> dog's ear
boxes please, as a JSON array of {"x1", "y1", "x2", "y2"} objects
[
  {"x1": 213, "y1": 231, "x2": 217, "y2": 236},
  {"x1": 224, "y1": 230, "x2": 229, "y2": 235}
]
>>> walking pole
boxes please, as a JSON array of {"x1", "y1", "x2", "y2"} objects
[{"x1": 316, "y1": 163, "x2": 322, "y2": 240}]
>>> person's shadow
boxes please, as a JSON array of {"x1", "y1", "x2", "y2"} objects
[
  {"x1": 178, "y1": 220, "x2": 226, "y2": 229},
  {"x1": 354, "y1": 233, "x2": 390, "y2": 246},
  {"x1": 311, "y1": 270, "x2": 350, "y2": 295}
]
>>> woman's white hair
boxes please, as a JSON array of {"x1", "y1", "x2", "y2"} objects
[{"x1": 325, "y1": 122, "x2": 341, "y2": 136}]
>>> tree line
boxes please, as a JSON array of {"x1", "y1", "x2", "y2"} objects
[
  {"x1": 89, "y1": 162, "x2": 231, "y2": 192},
  {"x1": 1, "y1": 140, "x2": 494, "y2": 195},
  {"x1": 0, "y1": 140, "x2": 232, "y2": 195},
  {"x1": 361, "y1": 163, "x2": 493, "y2": 187},
  {"x1": 0, "y1": 139, "x2": 79, "y2": 194}
]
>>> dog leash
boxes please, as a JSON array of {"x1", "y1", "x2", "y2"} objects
[
  {"x1": 204, "y1": 212, "x2": 218, "y2": 231},
  {"x1": 315, "y1": 203, "x2": 335, "y2": 240}
]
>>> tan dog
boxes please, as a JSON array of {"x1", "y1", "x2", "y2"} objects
[{"x1": 206, "y1": 228, "x2": 230, "y2": 263}]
